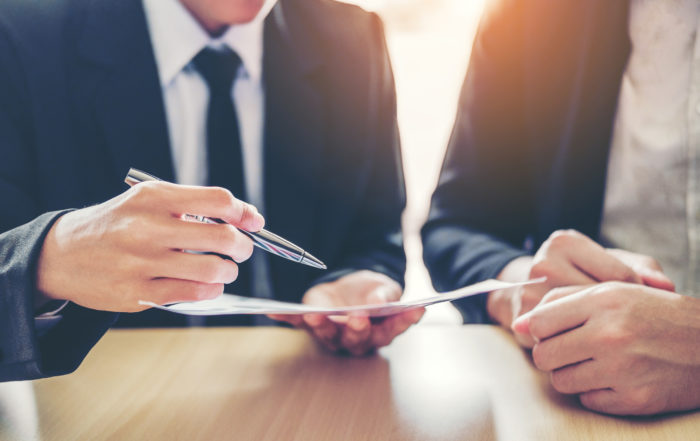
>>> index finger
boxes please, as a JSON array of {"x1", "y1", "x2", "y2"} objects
[
  {"x1": 512, "y1": 286, "x2": 595, "y2": 342},
  {"x1": 131, "y1": 181, "x2": 265, "y2": 232},
  {"x1": 562, "y1": 239, "x2": 642, "y2": 285}
]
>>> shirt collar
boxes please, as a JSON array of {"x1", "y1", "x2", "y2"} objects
[{"x1": 142, "y1": 0, "x2": 277, "y2": 87}]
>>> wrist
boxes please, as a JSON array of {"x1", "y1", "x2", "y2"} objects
[
  {"x1": 487, "y1": 256, "x2": 534, "y2": 325},
  {"x1": 676, "y1": 294, "x2": 700, "y2": 365},
  {"x1": 35, "y1": 213, "x2": 68, "y2": 303}
]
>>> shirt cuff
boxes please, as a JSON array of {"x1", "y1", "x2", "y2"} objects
[{"x1": 36, "y1": 300, "x2": 70, "y2": 317}]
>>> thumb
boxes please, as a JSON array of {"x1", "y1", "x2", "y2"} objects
[
  {"x1": 512, "y1": 313, "x2": 531, "y2": 336},
  {"x1": 511, "y1": 313, "x2": 537, "y2": 348}
]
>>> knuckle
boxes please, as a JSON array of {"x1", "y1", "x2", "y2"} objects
[
  {"x1": 212, "y1": 187, "x2": 235, "y2": 206},
  {"x1": 530, "y1": 260, "x2": 556, "y2": 278},
  {"x1": 599, "y1": 325, "x2": 633, "y2": 349},
  {"x1": 129, "y1": 181, "x2": 160, "y2": 204},
  {"x1": 208, "y1": 187, "x2": 237, "y2": 216},
  {"x1": 238, "y1": 202, "x2": 254, "y2": 224},
  {"x1": 642, "y1": 256, "x2": 662, "y2": 271},
  {"x1": 547, "y1": 229, "x2": 577, "y2": 248}
]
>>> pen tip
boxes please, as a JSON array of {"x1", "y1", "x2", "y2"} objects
[{"x1": 301, "y1": 253, "x2": 327, "y2": 270}]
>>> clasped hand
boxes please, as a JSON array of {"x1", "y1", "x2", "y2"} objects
[
  {"x1": 489, "y1": 229, "x2": 675, "y2": 347},
  {"x1": 513, "y1": 283, "x2": 700, "y2": 415},
  {"x1": 492, "y1": 229, "x2": 700, "y2": 415}
]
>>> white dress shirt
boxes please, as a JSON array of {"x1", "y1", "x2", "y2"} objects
[
  {"x1": 601, "y1": 0, "x2": 700, "y2": 296},
  {"x1": 142, "y1": 0, "x2": 277, "y2": 211}
]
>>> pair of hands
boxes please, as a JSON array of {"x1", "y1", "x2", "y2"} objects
[
  {"x1": 488, "y1": 229, "x2": 675, "y2": 338},
  {"x1": 513, "y1": 282, "x2": 700, "y2": 416},
  {"x1": 491, "y1": 229, "x2": 700, "y2": 415},
  {"x1": 37, "y1": 183, "x2": 421, "y2": 354},
  {"x1": 271, "y1": 271, "x2": 424, "y2": 356}
]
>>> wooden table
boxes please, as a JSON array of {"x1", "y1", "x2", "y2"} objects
[{"x1": 0, "y1": 326, "x2": 697, "y2": 441}]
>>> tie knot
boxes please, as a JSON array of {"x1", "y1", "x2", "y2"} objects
[{"x1": 193, "y1": 47, "x2": 242, "y2": 92}]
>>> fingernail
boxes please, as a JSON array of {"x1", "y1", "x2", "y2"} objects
[{"x1": 511, "y1": 315, "x2": 530, "y2": 334}]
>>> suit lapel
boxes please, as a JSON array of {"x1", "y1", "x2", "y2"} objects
[
  {"x1": 263, "y1": 4, "x2": 326, "y2": 299},
  {"x1": 74, "y1": 0, "x2": 174, "y2": 184}
]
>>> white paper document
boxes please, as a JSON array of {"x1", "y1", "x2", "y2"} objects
[{"x1": 139, "y1": 278, "x2": 544, "y2": 318}]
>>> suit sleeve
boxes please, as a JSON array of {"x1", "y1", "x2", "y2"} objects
[
  {"x1": 311, "y1": 13, "x2": 406, "y2": 289},
  {"x1": 421, "y1": 1, "x2": 532, "y2": 323},
  {"x1": 0, "y1": 17, "x2": 117, "y2": 382}
]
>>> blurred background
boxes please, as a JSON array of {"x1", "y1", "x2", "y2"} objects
[{"x1": 340, "y1": 0, "x2": 486, "y2": 324}]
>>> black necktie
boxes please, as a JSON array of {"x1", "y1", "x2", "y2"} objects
[{"x1": 193, "y1": 47, "x2": 251, "y2": 300}]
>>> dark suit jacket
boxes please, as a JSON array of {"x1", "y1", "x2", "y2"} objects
[
  {"x1": 422, "y1": 0, "x2": 631, "y2": 323},
  {"x1": 0, "y1": 0, "x2": 405, "y2": 380}
]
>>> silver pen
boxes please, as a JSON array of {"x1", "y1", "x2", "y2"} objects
[{"x1": 124, "y1": 168, "x2": 327, "y2": 270}]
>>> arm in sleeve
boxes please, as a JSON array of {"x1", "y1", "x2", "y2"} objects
[
  {"x1": 421, "y1": 1, "x2": 533, "y2": 323},
  {"x1": 0, "y1": 17, "x2": 117, "y2": 382}
]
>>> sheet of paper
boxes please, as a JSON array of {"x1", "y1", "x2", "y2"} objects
[{"x1": 138, "y1": 278, "x2": 545, "y2": 318}]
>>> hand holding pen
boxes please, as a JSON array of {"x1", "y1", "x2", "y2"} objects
[{"x1": 36, "y1": 175, "x2": 269, "y2": 312}]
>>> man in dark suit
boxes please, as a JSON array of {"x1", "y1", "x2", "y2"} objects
[
  {"x1": 423, "y1": 0, "x2": 700, "y2": 415},
  {"x1": 0, "y1": 0, "x2": 423, "y2": 382}
]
